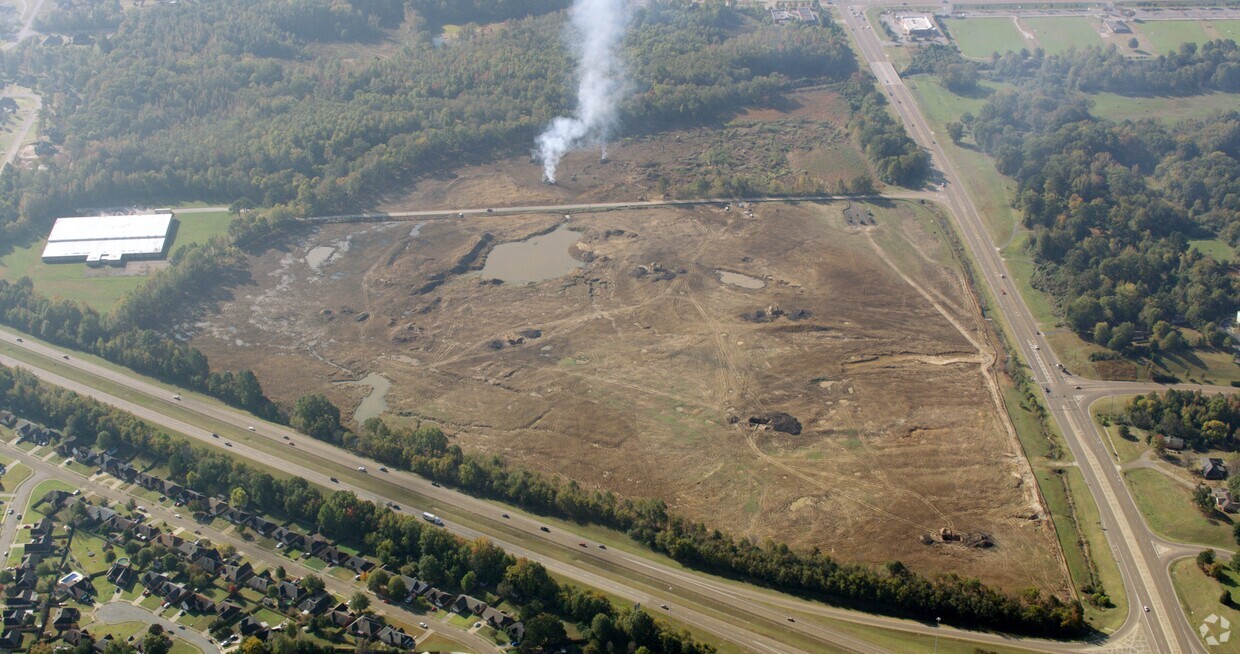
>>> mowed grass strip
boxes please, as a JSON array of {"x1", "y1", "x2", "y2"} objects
[
  {"x1": 1024, "y1": 16, "x2": 1104, "y2": 54},
  {"x1": 1063, "y1": 467, "x2": 1127, "y2": 632},
  {"x1": 944, "y1": 17, "x2": 1030, "y2": 58},
  {"x1": 1136, "y1": 20, "x2": 1212, "y2": 54},
  {"x1": 1124, "y1": 467, "x2": 1233, "y2": 549}
]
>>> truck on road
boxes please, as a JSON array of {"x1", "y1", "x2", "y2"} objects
[{"x1": 422, "y1": 512, "x2": 443, "y2": 526}]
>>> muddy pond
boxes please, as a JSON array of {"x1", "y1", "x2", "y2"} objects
[
  {"x1": 480, "y1": 224, "x2": 583, "y2": 283},
  {"x1": 717, "y1": 270, "x2": 766, "y2": 289},
  {"x1": 339, "y1": 372, "x2": 391, "y2": 425}
]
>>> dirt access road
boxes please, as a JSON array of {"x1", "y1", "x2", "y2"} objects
[{"x1": 187, "y1": 197, "x2": 1067, "y2": 597}]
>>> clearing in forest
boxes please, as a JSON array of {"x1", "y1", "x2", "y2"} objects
[{"x1": 185, "y1": 195, "x2": 1068, "y2": 595}]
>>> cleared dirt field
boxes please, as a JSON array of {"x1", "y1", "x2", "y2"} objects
[{"x1": 185, "y1": 196, "x2": 1067, "y2": 594}]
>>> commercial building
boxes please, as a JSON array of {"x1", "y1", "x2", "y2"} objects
[
  {"x1": 898, "y1": 14, "x2": 938, "y2": 37},
  {"x1": 41, "y1": 213, "x2": 174, "y2": 266}
]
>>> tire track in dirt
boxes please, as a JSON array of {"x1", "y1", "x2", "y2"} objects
[
  {"x1": 865, "y1": 232, "x2": 1069, "y2": 595},
  {"x1": 743, "y1": 429, "x2": 938, "y2": 531}
]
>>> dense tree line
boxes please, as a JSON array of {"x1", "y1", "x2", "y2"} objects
[
  {"x1": 330, "y1": 415, "x2": 1085, "y2": 636},
  {"x1": 968, "y1": 87, "x2": 1240, "y2": 349},
  {"x1": 404, "y1": 0, "x2": 571, "y2": 26},
  {"x1": 845, "y1": 80, "x2": 929, "y2": 186},
  {"x1": 33, "y1": 0, "x2": 126, "y2": 33},
  {"x1": 1123, "y1": 389, "x2": 1240, "y2": 448},
  {"x1": 0, "y1": 364, "x2": 713, "y2": 654},
  {"x1": 0, "y1": 276, "x2": 283, "y2": 421},
  {"x1": 988, "y1": 40, "x2": 1240, "y2": 96},
  {"x1": 0, "y1": 0, "x2": 856, "y2": 249}
]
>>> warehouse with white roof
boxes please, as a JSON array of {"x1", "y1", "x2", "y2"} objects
[{"x1": 41, "y1": 213, "x2": 174, "y2": 266}]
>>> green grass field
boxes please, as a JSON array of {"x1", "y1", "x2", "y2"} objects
[
  {"x1": 1170, "y1": 557, "x2": 1240, "y2": 653},
  {"x1": 944, "y1": 17, "x2": 1031, "y2": 58},
  {"x1": 1151, "y1": 341, "x2": 1240, "y2": 386},
  {"x1": 1, "y1": 462, "x2": 32, "y2": 492},
  {"x1": 1125, "y1": 467, "x2": 1233, "y2": 549},
  {"x1": 28, "y1": 479, "x2": 79, "y2": 515},
  {"x1": 1025, "y1": 16, "x2": 1104, "y2": 54},
  {"x1": 0, "y1": 210, "x2": 231, "y2": 313},
  {"x1": 1213, "y1": 20, "x2": 1240, "y2": 41},
  {"x1": 1088, "y1": 91, "x2": 1240, "y2": 123},
  {"x1": 418, "y1": 632, "x2": 476, "y2": 654},
  {"x1": 1137, "y1": 20, "x2": 1212, "y2": 54},
  {"x1": 1190, "y1": 238, "x2": 1235, "y2": 264},
  {"x1": 905, "y1": 77, "x2": 1020, "y2": 245}
]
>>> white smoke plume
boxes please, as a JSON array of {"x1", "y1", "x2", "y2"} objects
[{"x1": 536, "y1": 0, "x2": 630, "y2": 183}]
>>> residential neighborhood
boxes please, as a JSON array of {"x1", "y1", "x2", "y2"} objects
[{"x1": 0, "y1": 418, "x2": 527, "y2": 653}]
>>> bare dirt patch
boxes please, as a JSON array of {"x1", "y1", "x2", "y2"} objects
[{"x1": 185, "y1": 199, "x2": 1066, "y2": 594}]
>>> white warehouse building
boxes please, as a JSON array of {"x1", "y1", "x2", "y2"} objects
[{"x1": 41, "y1": 213, "x2": 174, "y2": 266}]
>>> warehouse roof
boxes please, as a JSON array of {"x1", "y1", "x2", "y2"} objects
[
  {"x1": 42, "y1": 214, "x2": 173, "y2": 264},
  {"x1": 47, "y1": 214, "x2": 172, "y2": 242}
]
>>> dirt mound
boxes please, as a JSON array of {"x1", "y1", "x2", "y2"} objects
[
  {"x1": 748, "y1": 412, "x2": 802, "y2": 435},
  {"x1": 185, "y1": 203, "x2": 1065, "y2": 595}
]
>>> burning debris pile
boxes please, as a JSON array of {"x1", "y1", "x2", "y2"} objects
[{"x1": 535, "y1": 0, "x2": 630, "y2": 183}]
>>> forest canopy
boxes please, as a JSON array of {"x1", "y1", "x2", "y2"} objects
[
  {"x1": 0, "y1": 0, "x2": 857, "y2": 246},
  {"x1": 958, "y1": 43, "x2": 1240, "y2": 352}
]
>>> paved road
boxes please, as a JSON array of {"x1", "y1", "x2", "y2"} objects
[
  {"x1": 0, "y1": 441, "x2": 500, "y2": 654},
  {"x1": 841, "y1": 3, "x2": 1239, "y2": 652},
  {"x1": 299, "y1": 191, "x2": 936, "y2": 224},
  {"x1": 0, "y1": 92, "x2": 41, "y2": 170},
  {"x1": 5, "y1": 0, "x2": 48, "y2": 48},
  {"x1": 4, "y1": 327, "x2": 1147, "y2": 653},
  {"x1": 0, "y1": 463, "x2": 43, "y2": 559},
  {"x1": 95, "y1": 602, "x2": 221, "y2": 654}
]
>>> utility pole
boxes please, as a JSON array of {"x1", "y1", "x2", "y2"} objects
[{"x1": 934, "y1": 616, "x2": 941, "y2": 653}]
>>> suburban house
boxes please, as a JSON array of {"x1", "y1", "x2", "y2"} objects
[
  {"x1": 1202, "y1": 457, "x2": 1229, "y2": 480},
  {"x1": 223, "y1": 562, "x2": 254, "y2": 585},
  {"x1": 347, "y1": 615, "x2": 385, "y2": 639},
  {"x1": 52, "y1": 607, "x2": 80, "y2": 631},
  {"x1": 1214, "y1": 488, "x2": 1240, "y2": 513},
  {"x1": 377, "y1": 626, "x2": 416, "y2": 649},
  {"x1": 450, "y1": 594, "x2": 488, "y2": 616},
  {"x1": 106, "y1": 562, "x2": 135, "y2": 587}
]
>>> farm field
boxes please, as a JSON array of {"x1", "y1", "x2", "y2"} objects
[
  {"x1": 943, "y1": 17, "x2": 1032, "y2": 58},
  {"x1": 0, "y1": 209, "x2": 231, "y2": 312},
  {"x1": 1023, "y1": 16, "x2": 1105, "y2": 54},
  {"x1": 185, "y1": 189, "x2": 1067, "y2": 594}
]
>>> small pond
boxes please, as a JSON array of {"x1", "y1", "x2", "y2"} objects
[
  {"x1": 480, "y1": 225, "x2": 584, "y2": 284},
  {"x1": 717, "y1": 270, "x2": 765, "y2": 289},
  {"x1": 338, "y1": 372, "x2": 391, "y2": 425}
]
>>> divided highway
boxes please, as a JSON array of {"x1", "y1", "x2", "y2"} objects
[
  {"x1": 839, "y1": 3, "x2": 1238, "y2": 652},
  {"x1": 1, "y1": 325, "x2": 1105, "y2": 654},
  {"x1": 0, "y1": 7, "x2": 1234, "y2": 651}
]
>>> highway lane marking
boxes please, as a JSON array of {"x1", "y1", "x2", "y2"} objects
[{"x1": 1062, "y1": 410, "x2": 1180, "y2": 653}]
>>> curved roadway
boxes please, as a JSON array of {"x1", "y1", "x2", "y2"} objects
[{"x1": 838, "y1": 3, "x2": 1238, "y2": 652}]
